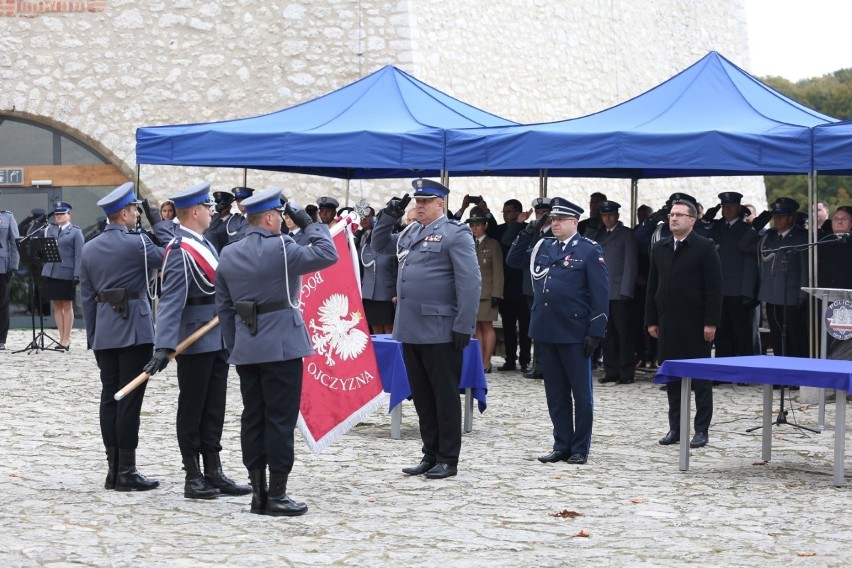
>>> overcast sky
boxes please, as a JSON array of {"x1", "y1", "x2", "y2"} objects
[{"x1": 745, "y1": 0, "x2": 852, "y2": 81}]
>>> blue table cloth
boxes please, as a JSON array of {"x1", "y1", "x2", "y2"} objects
[
  {"x1": 371, "y1": 334, "x2": 488, "y2": 413},
  {"x1": 655, "y1": 355, "x2": 852, "y2": 391}
]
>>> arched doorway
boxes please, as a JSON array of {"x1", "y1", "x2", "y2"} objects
[{"x1": 0, "y1": 115, "x2": 129, "y2": 329}]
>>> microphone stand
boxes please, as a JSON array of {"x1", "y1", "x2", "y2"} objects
[{"x1": 746, "y1": 235, "x2": 844, "y2": 433}]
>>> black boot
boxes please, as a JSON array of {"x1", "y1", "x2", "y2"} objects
[
  {"x1": 266, "y1": 472, "x2": 308, "y2": 517},
  {"x1": 202, "y1": 453, "x2": 251, "y2": 496},
  {"x1": 115, "y1": 449, "x2": 159, "y2": 492},
  {"x1": 249, "y1": 469, "x2": 267, "y2": 515},
  {"x1": 104, "y1": 447, "x2": 118, "y2": 490},
  {"x1": 183, "y1": 455, "x2": 220, "y2": 500}
]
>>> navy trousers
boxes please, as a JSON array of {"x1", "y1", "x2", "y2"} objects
[{"x1": 538, "y1": 342, "x2": 594, "y2": 455}]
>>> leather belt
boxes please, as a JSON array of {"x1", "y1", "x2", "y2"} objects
[
  {"x1": 95, "y1": 291, "x2": 146, "y2": 302},
  {"x1": 257, "y1": 300, "x2": 289, "y2": 314},
  {"x1": 186, "y1": 296, "x2": 216, "y2": 306}
]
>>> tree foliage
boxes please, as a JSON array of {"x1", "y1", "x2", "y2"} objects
[{"x1": 760, "y1": 69, "x2": 852, "y2": 213}]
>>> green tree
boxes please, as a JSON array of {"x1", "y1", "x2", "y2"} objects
[{"x1": 760, "y1": 69, "x2": 852, "y2": 211}]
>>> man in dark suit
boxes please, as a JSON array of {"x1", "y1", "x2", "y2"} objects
[
  {"x1": 646, "y1": 199, "x2": 722, "y2": 449},
  {"x1": 79, "y1": 182, "x2": 165, "y2": 491},
  {"x1": 143, "y1": 182, "x2": 249, "y2": 500},
  {"x1": 371, "y1": 179, "x2": 481, "y2": 479},
  {"x1": 507, "y1": 197, "x2": 609, "y2": 465},
  {"x1": 216, "y1": 188, "x2": 338, "y2": 516}
]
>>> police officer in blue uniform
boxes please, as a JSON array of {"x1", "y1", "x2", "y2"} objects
[
  {"x1": 507, "y1": 197, "x2": 609, "y2": 465},
  {"x1": 316, "y1": 196, "x2": 339, "y2": 225},
  {"x1": 142, "y1": 182, "x2": 249, "y2": 500},
  {"x1": 79, "y1": 182, "x2": 164, "y2": 491},
  {"x1": 359, "y1": 215, "x2": 398, "y2": 335},
  {"x1": 226, "y1": 186, "x2": 254, "y2": 244},
  {"x1": 0, "y1": 198, "x2": 20, "y2": 350},
  {"x1": 41, "y1": 201, "x2": 85, "y2": 350},
  {"x1": 371, "y1": 179, "x2": 481, "y2": 479},
  {"x1": 203, "y1": 190, "x2": 237, "y2": 253},
  {"x1": 216, "y1": 188, "x2": 338, "y2": 516}
]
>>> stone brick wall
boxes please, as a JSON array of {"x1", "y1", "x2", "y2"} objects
[{"x1": 0, "y1": 0, "x2": 763, "y2": 215}]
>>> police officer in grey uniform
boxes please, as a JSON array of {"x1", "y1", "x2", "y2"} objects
[
  {"x1": 507, "y1": 197, "x2": 609, "y2": 465},
  {"x1": 226, "y1": 186, "x2": 254, "y2": 244},
  {"x1": 142, "y1": 182, "x2": 249, "y2": 500},
  {"x1": 589, "y1": 201, "x2": 638, "y2": 384},
  {"x1": 316, "y1": 196, "x2": 339, "y2": 225},
  {"x1": 0, "y1": 197, "x2": 19, "y2": 350},
  {"x1": 204, "y1": 190, "x2": 236, "y2": 253},
  {"x1": 79, "y1": 182, "x2": 164, "y2": 491},
  {"x1": 41, "y1": 201, "x2": 85, "y2": 349},
  {"x1": 371, "y1": 179, "x2": 481, "y2": 479},
  {"x1": 216, "y1": 188, "x2": 338, "y2": 516},
  {"x1": 705, "y1": 191, "x2": 759, "y2": 358}
]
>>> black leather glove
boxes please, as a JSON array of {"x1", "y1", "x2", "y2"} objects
[
  {"x1": 583, "y1": 336, "x2": 601, "y2": 358},
  {"x1": 383, "y1": 193, "x2": 412, "y2": 219},
  {"x1": 752, "y1": 210, "x2": 772, "y2": 231},
  {"x1": 452, "y1": 331, "x2": 471, "y2": 351},
  {"x1": 648, "y1": 207, "x2": 667, "y2": 225},
  {"x1": 285, "y1": 201, "x2": 312, "y2": 229},
  {"x1": 702, "y1": 204, "x2": 721, "y2": 223},
  {"x1": 142, "y1": 348, "x2": 172, "y2": 375},
  {"x1": 490, "y1": 297, "x2": 501, "y2": 308},
  {"x1": 522, "y1": 218, "x2": 540, "y2": 236},
  {"x1": 141, "y1": 199, "x2": 162, "y2": 226}
]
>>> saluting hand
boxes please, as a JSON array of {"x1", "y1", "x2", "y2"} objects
[{"x1": 384, "y1": 193, "x2": 411, "y2": 219}]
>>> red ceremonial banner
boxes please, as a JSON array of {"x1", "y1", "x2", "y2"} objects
[{"x1": 297, "y1": 218, "x2": 385, "y2": 451}]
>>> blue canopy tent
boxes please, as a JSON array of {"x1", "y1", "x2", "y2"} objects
[
  {"x1": 135, "y1": 65, "x2": 517, "y2": 180},
  {"x1": 814, "y1": 120, "x2": 852, "y2": 174},
  {"x1": 445, "y1": 51, "x2": 836, "y2": 178}
]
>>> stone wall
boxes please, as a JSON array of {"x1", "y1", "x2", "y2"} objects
[{"x1": 0, "y1": 0, "x2": 764, "y2": 216}]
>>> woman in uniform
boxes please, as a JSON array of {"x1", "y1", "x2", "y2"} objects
[
  {"x1": 467, "y1": 208, "x2": 503, "y2": 373},
  {"x1": 41, "y1": 201, "x2": 84, "y2": 350}
]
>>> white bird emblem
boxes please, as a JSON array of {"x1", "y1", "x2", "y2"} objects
[{"x1": 309, "y1": 293, "x2": 369, "y2": 366}]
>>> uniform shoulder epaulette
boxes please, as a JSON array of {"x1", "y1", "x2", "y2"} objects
[
  {"x1": 580, "y1": 236, "x2": 599, "y2": 245},
  {"x1": 169, "y1": 236, "x2": 183, "y2": 250},
  {"x1": 447, "y1": 218, "x2": 466, "y2": 227}
]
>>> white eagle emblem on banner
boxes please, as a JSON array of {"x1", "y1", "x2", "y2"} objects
[{"x1": 309, "y1": 293, "x2": 370, "y2": 366}]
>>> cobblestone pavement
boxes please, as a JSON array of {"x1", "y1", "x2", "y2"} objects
[{"x1": 0, "y1": 328, "x2": 849, "y2": 567}]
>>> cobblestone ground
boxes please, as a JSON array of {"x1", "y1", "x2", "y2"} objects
[{"x1": 0, "y1": 328, "x2": 849, "y2": 567}]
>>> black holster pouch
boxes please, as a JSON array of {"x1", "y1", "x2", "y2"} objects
[
  {"x1": 100, "y1": 288, "x2": 128, "y2": 319},
  {"x1": 235, "y1": 300, "x2": 258, "y2": 336}
]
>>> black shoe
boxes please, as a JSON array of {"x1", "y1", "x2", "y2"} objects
[
  {"x1": 424, "y1": 463, "x2": 457, "y2": 479},
  {"x1": 266, "y1": 473, "x2": 308, "y2": 516},
  {"x1": 524, "y1": 370, "x2": 543, "y2": 380},
  {"x1": 104, "y1": 447, "x2": 118, "y2": 490},
  {"x1": 402, "y1": 459, "x2": 436, "y2": 476},
  {"x1": 519, "y1": 362, "x2": 531, "y2": 373},
  {"x1": 537, "y1": 450, "x2": 570, "y2": 463},
  {"x1": 598, "y1": 376, "x2": 618, "y2": 384},
  {"x1": 483, "y1": 366, "x2": 492, "y2": 374},
  {"x1": 617, "y1": 378, "x2": 635, "y2": 385},
  {"x1": 659, "y1": 384, "x2": 668, "y2": 391},
  {"x1": 566, "y1": 453, "x2": 587, "y2": 465},
  {"x1": 183, "y1": 455, "x2": 220, "y2": 499},
  {"x1": 248, "y1": 469, "x2": 267, "y2": 515},
  {"x1": 202, "y1": 453, "x2": 251, "y2": 496},
  {"x1": 689, "y1": 432, "x2": 708, "y2": 448},
  {"x1": 115, "y1": 450, "x2": 159, "y2": 492},
  {"x1": 658, "y1": 431, "x2": 679, "y2": 445},
  {"x1": 498, "y1": 361, "x2": 517, "y2": 371}
]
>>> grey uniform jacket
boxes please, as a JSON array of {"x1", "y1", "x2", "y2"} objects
[
  {"x1": 40, "y1": 224, "x2": 84, "y2": 281},
  {"x1": 152, "y1": 219, "x2": 178, "y2": 245},
  {"x1": 371, "y1": 213, "x2": 481, "y2": 344},
  {"x1": 154, "y1": 227, "x2": 225, "y2": 354},
  {"x1": 215, "y1": 223, "x2": 338, "y2": 365},
  {"x1": 227, "y1": 214, "x2": 248, "y2": 244},
  {"x1": 0, "y1": 210, "x2": 20, "y2": 273},
  {"x1": 589, "y1": 222, "x2": 638, "y2": 300},
  {"x1": 79, "y1": 225, "x2": 164, "y2": 350},
  {"x1": 359, "y1": 229, "x2": 398, "y2": 302}
]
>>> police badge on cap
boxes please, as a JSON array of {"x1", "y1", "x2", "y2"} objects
[
  {"x1": 549, "y1": 197, "x2": 583, "y2": 219},
  {"x1": 411, "y1": 179, "x2": 450, "y2": 199}
]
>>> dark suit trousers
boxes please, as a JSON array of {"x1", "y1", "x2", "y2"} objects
[
  {"x1": 667, "y1": 378, "x2": 713, "y2": 434},
  {"x1": 498, "y1": 299, "x2": 531, "y2": 365},
  {"x1": 715, "y1": 296, "x2": 757, "y2": 357},
  {"x1": 402, "y1": 342, "x2": 463, "y2": 465},
  {"x1": 766, "y1": 303, "x2": 808, "y2": 358},
  {"x1": 175, "y1": 349, "x2": 228, "y2": 457},
  {"x1": 538, "y1": 342, "x2": 593, "y2": 455},
  {"x1": 0, "y1": 272, "x2": 10, "y2": 343},
  {"x1": 602, "y1": 299, "x2": 634, "y2": 380},
  {"x1": 237, "y1": 359, "x2": 302, "y2": 474},
  {"x1": 97, "y1": 344, "x2": 153, "y2": 450}
]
